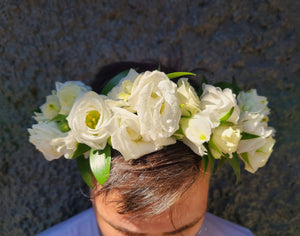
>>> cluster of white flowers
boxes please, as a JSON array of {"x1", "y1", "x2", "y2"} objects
[{"x1": 28, "y1": 69, "x2": 275, "y2": 174}]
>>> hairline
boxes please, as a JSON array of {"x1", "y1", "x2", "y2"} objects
[{"x1": 96, "y1": 208, "x2": 205, "y2": 235}]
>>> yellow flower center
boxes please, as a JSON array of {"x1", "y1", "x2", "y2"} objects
[
  {"x1": 199, "y1": 134, "x2": 207, "y2": 140},
  {"x1": 85, "y1": 110, "x2": 100, "y2": 129}
]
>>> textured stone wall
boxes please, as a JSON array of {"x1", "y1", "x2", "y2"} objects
[{"x1": 0, "y1": 0, "x2": 299, "y2": 235}]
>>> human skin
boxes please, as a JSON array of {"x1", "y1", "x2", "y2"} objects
[{"x1": 91, "y1": 171, "x2": 210, "y2": 236}]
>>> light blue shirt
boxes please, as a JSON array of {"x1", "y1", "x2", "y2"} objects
[{"x1": 37, "y1": 208, "x2": 254, "y2": 236}]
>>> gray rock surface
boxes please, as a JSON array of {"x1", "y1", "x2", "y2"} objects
[{"x1": 0, "y1": 0, "x2": 299, "y2": 235}]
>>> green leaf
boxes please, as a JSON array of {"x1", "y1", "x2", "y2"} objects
[
  {"x1": 172, "y1": 126, "x2": 185, "y2": 140},
  {"x1": 101, "y1": 70, "x2": 129, "y2": 95},
  {"x1": 226, "y1": 153, "x2": 240, "y2": 183},
  {"x1": 71, "y1": 143, "x2": 91, "y2": 159},
  {"x1": 31, "y1": 108, "x2": 42, "y2": 114},
  {"x1": 240, "y1": 152, "x2": 251, "y2": 167},
  {"x1": 207, "y1": 152, "x2": 215, "y2": 175},
  {"x1": 220, "y1": 107, "x2": 234, "y2": 123},
  {"x1": 241, "y1": 132, "x2": 260, "y2": 140},
  {"x1": 49, "y1": 114, "x2": 67, "y2": 123},
  {"x1": 180, "y1": 110, "x2": 193, "y2": 119},
  {"x1": 208, "y1": 139, "x2": 222, "y2": 156},
  {"x1": 214, "y1": 81, "x2": 233, "y2": 90},
  {"x1": 77, "y1": 155, "x2": 93, "y2": 188},
  {"x1": 202, "y1": 155, "x2": 208, "y2": 175},
  {"x1": 49, "y1": 114, "x2": 70, "y2": 132},
  {"x1": 89, "y1": 145, "x2": 111, "y2": 185},
  {"x1": 166, "y1": 72, "x2": 196, "y2": 79},
  {"x1": 157, "y1": 64, "x2": 161, "y2": 71},
  {"x1": 231, "y1": 76, "x2": 242, "y2": 95},
  {"x1": 216, "y1": 157, "x2": 226, "y2": 170}
]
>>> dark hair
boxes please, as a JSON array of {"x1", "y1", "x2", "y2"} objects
[{"x1": 90, "y1": 61, "x2": 203, "y2": 217}]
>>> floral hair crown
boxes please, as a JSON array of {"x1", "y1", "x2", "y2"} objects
[{"x1": 29, "y1": 69, "x2": 275, "y2": 187}]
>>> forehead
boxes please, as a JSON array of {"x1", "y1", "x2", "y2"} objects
[{"x1": 94, "y1": 174, "x2": 209, "y2": 233}]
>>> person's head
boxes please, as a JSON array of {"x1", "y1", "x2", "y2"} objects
[{"x1": 90, "y1": 62, "x2": 210, "y2": 235}]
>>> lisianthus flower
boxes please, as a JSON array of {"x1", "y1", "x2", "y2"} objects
[
  {"x1": 107, "y1": 107, "x2": 160, "y2": 160},
  {"x1": 56, "y1": 81, "x2": 91, "y2": 115},
  {"x1": 28, "y1": 122, "x2": 66, "y2": 161},
  {"x1": 128, "y1": 70, "x2": 181, "y2": 147},
  {"x1": 67, "y1": 91, "x2": 112, "y2": 150}
]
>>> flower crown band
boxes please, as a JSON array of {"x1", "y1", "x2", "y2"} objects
[{"x1": 29, "y1": 69, "x2": 275, "y2": 186}]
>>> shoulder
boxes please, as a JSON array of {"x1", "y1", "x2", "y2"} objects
[
  {"x1": 37, "y1": 208, "x2": 100, "y2": 236},
  {"x1": 197, "y1": 212, "x2": 254, "y2": 236}
]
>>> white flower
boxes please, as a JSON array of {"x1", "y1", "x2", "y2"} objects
[
  {"x1": 177, "y1": 78, "x2": 201, "y2": 117},
  {"x1": 107, "y1": 69, "x2": 139, "y2": 101},
  {"x1": 28, "y1": 122, "x2": 66, "y2": 161},
  {"x1": 181, "y1": 112, "x2": 214, "y2": 156},
  {"x1": 128, "y1": 70, "x2": 181, "y2": 146},
  {"x1": 209, "y1": 124, "x2": 241, "y2": 159},
  {"x1": 237, "y1": 112, "x2": 274, "y2": 154},
  {"x1": 56, "y1": 81, "x2": 91, "y2": 115},
  {"x1": 67, "y1": 91, "x2": 112, "y2": 150},
  {"x1": 200, "y1": 84, "x2": 240, "y2": 126},
  {"x1": 107, "y1": 107, "x2": 160, "y2": 160},
  {"x1": 241, "y1": 136, "x2": 275, "y2": 173},
  {"x1": 40, "y1": 93, "x2": 61, "y2": 119},
  {"x1": 51, "y1": 131, "x2": 78, "y2": 159},
  {"x1": 237, "y1": 89, "x2": 270, "y2": 116}
]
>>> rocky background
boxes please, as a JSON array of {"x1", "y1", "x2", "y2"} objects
[{"x1": 1, "y1": 0, "x2": 299, "y2": 235}]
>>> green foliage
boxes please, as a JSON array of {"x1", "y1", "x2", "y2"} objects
[
  {"x1": 241, "y1": 132, "x2": 260, "y2": 140},
  {"x1": 71, "y1": 143, "x2": 91, "y2": 159},
  {"x1": 220, "y1": 107, "x2": 234, "y2": 123},
  {"x1": 89, "y1": 145, "x2": 111, "y2": 185},
  {"x1": 49, "y1": 114, "x2": 70, "y2": 132},
  {"x1": 101, "y1": 70, "x2": 129, "y2": 95},
  {"x1": 240, "y1": 152, "x2": 251, "y2": 167},
  {"x1": 214, "y1": 76, "x2": 242, "y2": 95},
  {"x1": 226, "y1": 153, "x2": 241, "y2": 183},
  {"x1": 77, "y1": 155, "x2": 93, "y2": 188},
  {"x1": 166, "y1": 72, "x2": 196, "y2": 79}
]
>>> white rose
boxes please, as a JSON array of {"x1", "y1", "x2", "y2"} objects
[
  {"x1": 200, "y1": 84, "x2": 240, "y2": 126},
  {"x1": 107, "y1": 107, "x2": 160, "y2": 160},
  {"x1": 108, "y1": 69, "x2": 139, "y2": 101},
  {"x1": 67, "y1": 91, "x2": 112, "y2": 150},
  {"x1": 237, "y1": 89, "x2": 270, "y2": 116},
  {"x1": 56, "y1": 81, "x2": 91, "y2": 115},
  {"x1": 28, "y1": 122, "x2": 66, "y2": 161},
  {"x1": 128, "y1": 70, "x2": 181, "y2": 146},
  {"x1": 40, "y1": 93, "x2": 61, "y2": 119},
  {"x1": 181, "y1": 112, "x2": 214, "y2": 156},
  {"x1": 209, "y1": 124, "x2": 241, "y2": 159},
  {"x1": 177, "y1": 78, "x2": 201, "y2": 117},
  {"x1": 241, "y1": 136, "x2": 275, "y2": 173},
  {"x1": 51, "y1": 131, "x2": 77, "y2": 159}
]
